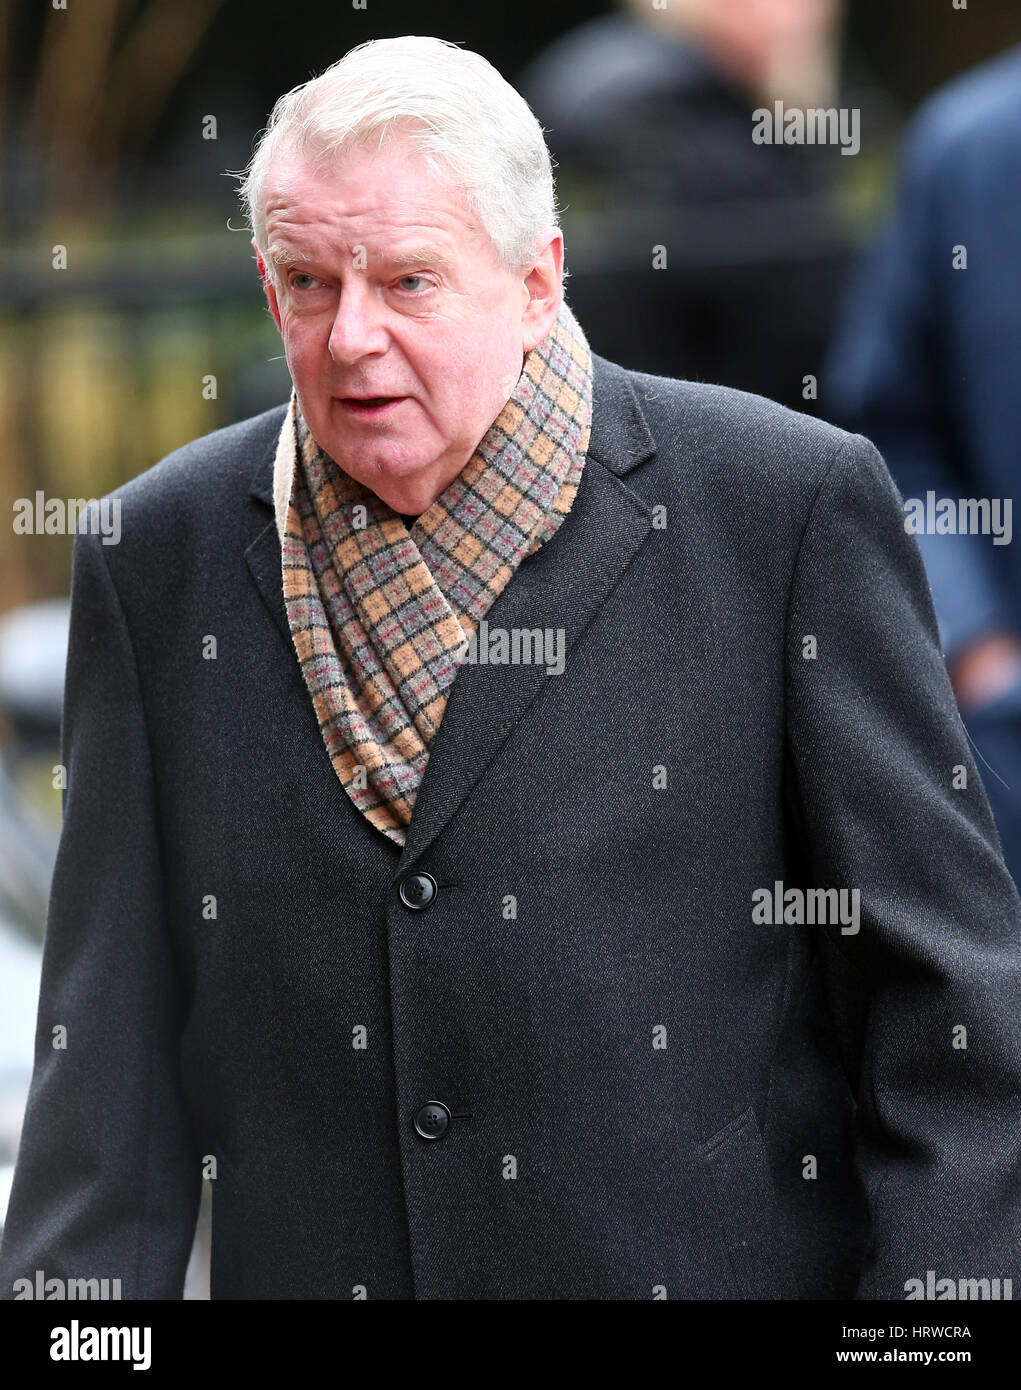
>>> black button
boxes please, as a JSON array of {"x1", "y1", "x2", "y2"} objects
[
  {"x1": 413, "y1": 1101, "x2": 450, "y2": 1140},
  {"x1": 399, "y1": 871, "x2": 437, "y2": 909}
]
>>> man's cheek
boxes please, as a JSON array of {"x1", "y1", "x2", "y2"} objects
[{"x1": 280, "y1": 329, "x2": 314, "y2": 381}]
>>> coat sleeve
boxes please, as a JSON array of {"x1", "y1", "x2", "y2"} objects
[
  {"x1": 784, "y1": 433, "x2": 1021, "y2": 1300},
  {"x1": 0, "y1": 523, "x2": 201, "y2": 1300}
]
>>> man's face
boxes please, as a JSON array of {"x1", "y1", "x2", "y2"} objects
[{"x1": 257, "y1": 138, "x2": 562, "y2": 513}]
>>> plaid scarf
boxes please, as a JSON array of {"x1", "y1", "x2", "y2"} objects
[{"x1": 272, "y1": 296, "x2": 593, "y2": 845}]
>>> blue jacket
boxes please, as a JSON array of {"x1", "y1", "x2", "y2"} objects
[{"x1": 827, "y1": 44, "x2": 1021, "y2": 664}]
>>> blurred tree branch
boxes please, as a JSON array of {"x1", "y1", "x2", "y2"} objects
[{"x1": 22, "y1": 0, "x2": 226, "y2": 223}]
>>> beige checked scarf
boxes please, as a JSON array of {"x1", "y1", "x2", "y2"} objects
[{"x1": 272, "y1": 296, "x2": 593, "y2": 845}]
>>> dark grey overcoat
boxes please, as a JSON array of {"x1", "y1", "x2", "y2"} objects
[{"x1": 2, "y1": 352, "x2": 1019, "y2": 1299}]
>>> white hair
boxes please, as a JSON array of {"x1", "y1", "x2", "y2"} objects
[{"x1": 235, "y1": 35, "x2": 560, "y2": 275}]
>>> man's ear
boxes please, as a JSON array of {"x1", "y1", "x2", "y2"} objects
[
  {"x1": 520, "y1": 229, "x2": 564, "y2": 353},
  {"x1": 254, "y1": 239, "x2": 283, "y2": 332}
]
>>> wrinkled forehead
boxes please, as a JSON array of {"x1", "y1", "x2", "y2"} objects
[
  {"x1": 262, "y1": 137, "x2": 492, "y2": 266},
  {"x1": 264, "y1": 134, "x2": 466, "y2": 220}
]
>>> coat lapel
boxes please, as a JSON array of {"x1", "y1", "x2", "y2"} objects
[
  {"x1": 245, "y1": 518, "x2": 291, "y2": 651},
  {"x1": 245, "y1": 353, "x2": 657, "y2": 865},
  {"x1": 245, "y1": 405, "x2": 292, "y2": 651}
]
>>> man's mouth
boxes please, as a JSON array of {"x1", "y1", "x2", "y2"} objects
[{"x1": 338, "y1": 396, "x2": 406, "y2": 419}]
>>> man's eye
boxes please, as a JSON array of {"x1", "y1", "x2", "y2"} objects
[
  {"x1": 291, "y1": 273, "x2": 322, "y2": 291},
  {"x1": 397, "y1": 275, "x2": 431, "y2": 293}
]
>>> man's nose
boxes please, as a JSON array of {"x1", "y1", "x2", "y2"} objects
[{"x1": 327, "y1": 283, "x2": 388, "y2": 363}]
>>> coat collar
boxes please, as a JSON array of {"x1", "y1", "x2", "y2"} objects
[{"x1": 245, "y1": 350, "x2": 657, "y2": 866}]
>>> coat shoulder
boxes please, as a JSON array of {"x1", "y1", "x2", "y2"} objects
[
  {"x1": 105, "y1": 403, "x2": 287, "y2": 520},
  {"x1": 617, "y1": 364, "x2": 865, "y2": 498}
]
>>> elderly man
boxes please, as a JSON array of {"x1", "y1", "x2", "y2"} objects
[{"x1": 1, "y1": 36, "x2": 1019, "y2": 1303}]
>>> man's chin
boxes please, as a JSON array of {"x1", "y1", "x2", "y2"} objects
[{"x1": 330, "y1": 447, "x2": 434, "y2": 493}]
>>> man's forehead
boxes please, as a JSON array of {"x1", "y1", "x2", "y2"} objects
[
  {"x1": 264, "y1": 171, "x2": 476, "y2": 266},
  {"x1": 261, "y1": 142, "x2": 495, "y2": 273},
  {"x1": 264, "y1": 141, "x2": 468, "y2": 223}
]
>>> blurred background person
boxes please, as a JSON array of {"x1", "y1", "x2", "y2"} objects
[
  {"x1": 517, "y1": 0, "x2": 859, "y2": 412},
  {"x1": 825, "y1": 43, "x2": 1021, "y2": 889}
]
